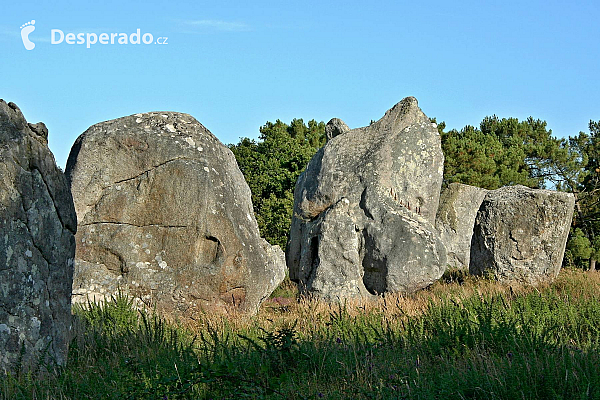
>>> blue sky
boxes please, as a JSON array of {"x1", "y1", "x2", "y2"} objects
[{"x1": 2, "y1": 0, "x2": 599, "y2": 168}]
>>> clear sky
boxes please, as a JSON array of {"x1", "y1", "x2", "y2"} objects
[{"x1": 2, "y1": 0, "x2": 599, "y2": 168}]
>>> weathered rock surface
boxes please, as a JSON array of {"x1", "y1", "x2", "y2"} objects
[
  {"x1": 470, "y1": 185, "x2": 574, "y2": 283},
  {"x1": 436, "y1": 183, "x2": 488, "y2": 269},
  {"x1": 65, "y1": 112, "x2": 285, "y2": 317},
  {"x1": 287, "y1": 97, "x2": 447, "y2": 300},
  {"x1": 0, "y1": 100, "x2": 76, "y2": 372},
  {"x1": 325, "y1": 118, "x2": 350, "y2": 142}
]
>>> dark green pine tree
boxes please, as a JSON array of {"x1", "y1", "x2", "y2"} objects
[
  {"x1": 229, "y1": 119, "x2": 326, "y2": 248},
  {"x1": 554, "y1": 120, "x2": 600, "y2": 270},
  {"x1": 438, "y1": 115, "x2": 563, "y2": 190}
]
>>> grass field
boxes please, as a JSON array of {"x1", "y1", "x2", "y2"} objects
[{"x1": 2, "y1": 268, "x2": 600, "y2": 399}]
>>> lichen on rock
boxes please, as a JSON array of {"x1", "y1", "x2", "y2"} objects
[
  {"x1": 0, "y1": 100, "x2": 76, "y2": 373},
  {"x1": 66, "y1": 111, "x2": 285, "y2": 317},
  {"x1": 287, "y1": 97, "x2": 447, "y2": 300},
  {"x1": 436, "y1": 183, "x2": 488, "y2": 269},
  {"x1": 469, "y1": 185, "x2": 575, "y2": 283}
]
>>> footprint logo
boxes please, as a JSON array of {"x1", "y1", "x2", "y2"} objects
[{"x1": 20, "y1": 20, "x2": 36, "y2": 50}]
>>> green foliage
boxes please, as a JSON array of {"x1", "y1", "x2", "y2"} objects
[
  {"x1": 229, "y1": 119, "x2": 326, "y2": 247},
  {"x1": 441, "y1": 124, "x2": 503, "y2": 189},
  {"x1": 3, "y1": 271, "x2": 600, "y2": 399},
  {"x1": 239, "y1": 322, "x2": 300, "y2": 375},
  {"x1": 439, "y1": 115, "x2": 599, "y2": 270},
  {"x1": 231, "y1": 113, "x2": 596, "y2": 269},
  {"x1": 549, "y1": 120, "x2": 600, "y2": 269},
  {"x1": 69, "y1": 296, "x2": 200, "y2": 399},
  {"x1": 74, "y1": 291, "x2": 139, "y2": 335},
  {"x1": 565, "y1": 228, "x2": 593, "y2": 266},
  {"x1": 439, "y1": 115, "x2": 563, "y2": 189}
]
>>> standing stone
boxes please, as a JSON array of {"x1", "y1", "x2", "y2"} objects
[
  {"x1": 470, "y1": 185, "x2": 575, "y2": 283},
  {"x1": 325, "y1": 118, "x2": 350, "y2": 142},
  {"x1": 0, "y1": 100, "x2": 76, "y2": 373},
  {"x1": 436, "y1": 183, "x2": 488, "y2": 269},
  {"x1": 65, "y1": 112, "x2": 285, "y2": 317},
  {"x1": 287, "y1": 97, "x2": 447, "y2": 300}
]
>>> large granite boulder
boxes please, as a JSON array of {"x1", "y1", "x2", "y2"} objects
[
  {"x1": 470, "y1": 185, "x2": 575, "y2": 283},
  {"x1": 287, "y1": 97, "x2": 447, "y2": 300},
  {"x1": 65, "y1": 111, "x2": 285, "y2": 317},
  {"x1": 0, "y1": 100, "x2": 76, "y2": 373},
  {"x1": 325, "y1": 118, "x2": 350, "y2": 142},
  {"x1": 436, "y1": 183, "x2": 488, "y2": 269}
]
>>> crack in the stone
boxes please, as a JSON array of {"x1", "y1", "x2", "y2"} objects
[
  {"x1": 359, "y1": 187, "x2": 374, "y2": 220},
  {"x1": 19, "y1": 167, "x2": 56, "y2": 267},
  {"x1": 31, "y1": 165, "x2": 75, "y2": 235},
  {"x1": 509, "y1": 230, "x2": 524, "y2": 259},
  {"x1": 112, "y1": 157, "x2": 202, "y2": 185},
  {"x1": 19, "y1": 215, "x2": 53, "y2": 268},
  {"x1": 81, "y1": 221, "x2": 188, "y2": 229}
]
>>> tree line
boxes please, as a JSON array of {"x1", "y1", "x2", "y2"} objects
[{"x1": 229, "y1": 116, "x2": 599, "y2": 270}]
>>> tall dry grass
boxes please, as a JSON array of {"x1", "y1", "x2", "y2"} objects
[{"x1": 2, "y1": 268, "x2": 599, "y2": 399}]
